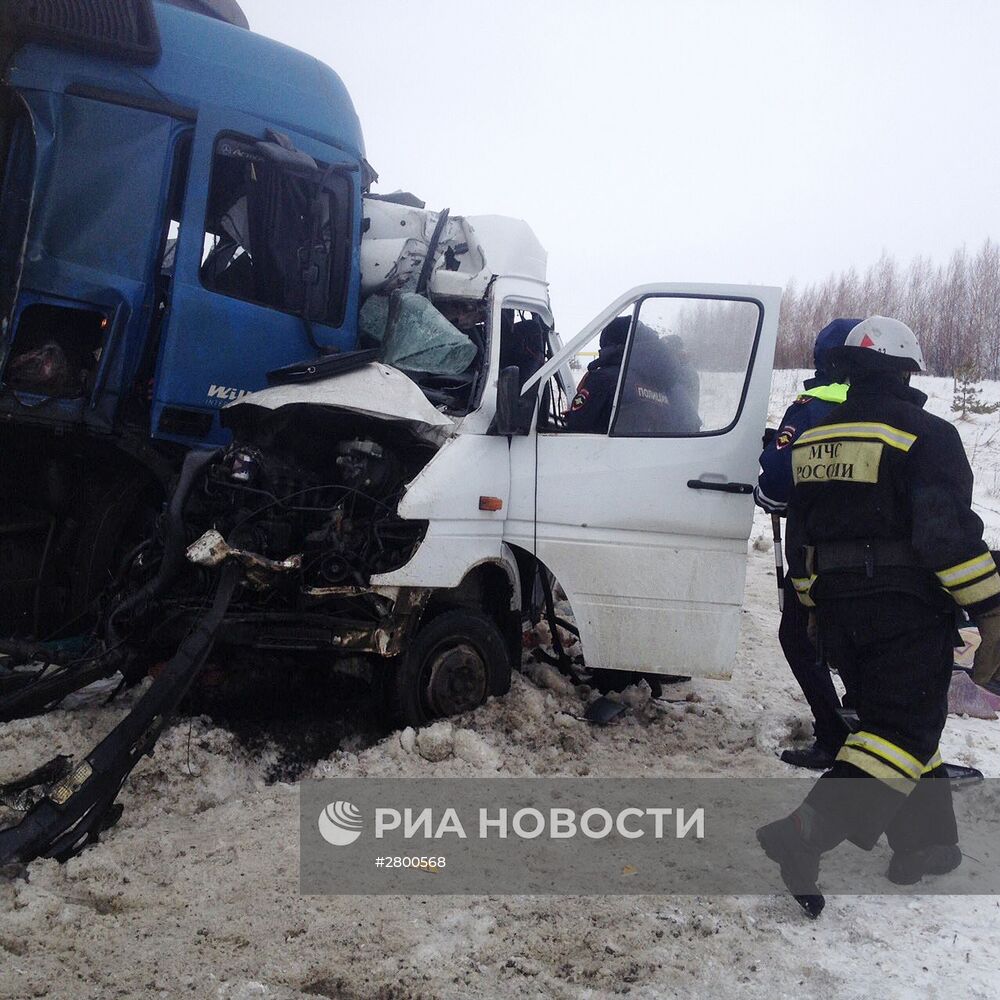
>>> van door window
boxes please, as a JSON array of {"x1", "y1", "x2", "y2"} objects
[
  {"x1": 200, "y1": 134, "x2": 352, "y2": 326},
  {"x1": 612, "y1": 295, "x2": 762, "y2": 437}
]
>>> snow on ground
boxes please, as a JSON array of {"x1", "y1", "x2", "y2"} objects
[{"x1": 2, "y1": 374, "x2": 1000, "y2": 999}]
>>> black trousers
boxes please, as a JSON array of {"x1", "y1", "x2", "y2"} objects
[
  {"x1": 805, "y1": 592, "x2": 957, "y2": 852},
  {"x1": 778, "y1": 577, "x2": 849, "y2": 750}
]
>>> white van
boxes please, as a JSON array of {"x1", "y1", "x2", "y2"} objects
[{"x1": 181, "y1": 199, "x2": 780, "y2": 725}]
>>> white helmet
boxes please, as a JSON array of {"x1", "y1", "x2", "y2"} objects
[{"x1": 840, "y1": 315, "x2": 925, "y2": 372}]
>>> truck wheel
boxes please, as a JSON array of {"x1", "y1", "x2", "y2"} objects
[
  {"x1": 384, "y1": 610, "x2": 511, "y2": 728},
  {"x1": 68, "y1": 475, "x2": 160, "y2": 620}
]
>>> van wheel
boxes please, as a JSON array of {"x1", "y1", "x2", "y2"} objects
[{"x1": 384, "y1": 610, "x2": 511, "y2": 728}]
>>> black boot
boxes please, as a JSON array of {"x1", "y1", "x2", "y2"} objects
[
  {"x1": 887, "y1": 844, "x2": 962, "y2": 885},
  {"x1": 941, "y1": 763, "x2": 984, "y2": 788},
  {"x1": 780, "y1": 744, "x2": 837, "y2": 770},
  {"x1": 756, "y1": 815, "x2": 826, "y2": 918}
]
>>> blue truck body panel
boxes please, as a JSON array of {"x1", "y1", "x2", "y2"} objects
[
  {"x1": 6, "y1": 2, "x2": 365, "y2": 159},
  {"x1": 0, "y1": 0, "x2": 365, "y2": 447}
]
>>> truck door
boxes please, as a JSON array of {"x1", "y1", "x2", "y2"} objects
[
  {"x1": 154, "y1": 106, "x2": 361, "y2": 445},
  {"x1": 506, "y1": 283, "x2": 780, "y2": 679}
]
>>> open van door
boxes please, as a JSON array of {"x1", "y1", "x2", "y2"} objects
[{"x1": 506, "y1": 283, "x2": 780, "y2": 680}]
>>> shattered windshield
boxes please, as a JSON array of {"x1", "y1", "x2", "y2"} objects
[{"x1": 359, "y1": 291, "x2": 488, "y2": 414}]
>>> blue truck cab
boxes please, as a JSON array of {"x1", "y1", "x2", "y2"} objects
[{"x1": 0, "y1": 0, "x2": 368, "y2": 629}]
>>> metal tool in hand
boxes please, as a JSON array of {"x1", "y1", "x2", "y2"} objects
[{"x1": 771, "y1": 514, "x2": 784, "y2": 611}]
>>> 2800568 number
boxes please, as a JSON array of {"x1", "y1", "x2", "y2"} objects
[{"x1": 375, "y1": 856, "x2": 447, "y2": 869}]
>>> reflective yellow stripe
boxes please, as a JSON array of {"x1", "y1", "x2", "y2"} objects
[
  {"x1": 951, "y1": 573, "x2": 1000, "y2": 607},
  {"x1": 795, "y1": 422, "x2": 917, "y2": 452},
  {"x1": 790, "y1": 575, "x2": 816, "y2": 607},
  {"x1": 836, "y1": 747, "x2": 917, "y2": 792},
  {"x1": 844, "y1": 732, "x2": 924, "y2": 781},
  {"x1": 936, "y1": 552, "x2": 997, "y2": 588},
  {"x1": 922, "y1": 750, "x2": 943, "y2": 774}
]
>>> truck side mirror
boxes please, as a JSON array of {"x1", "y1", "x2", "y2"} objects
[{"x1": 493, "y1": 365, "x2": 530, "y2": 436}]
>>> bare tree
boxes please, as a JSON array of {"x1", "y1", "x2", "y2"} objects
[{"x1": 778, "y1": 240, "x2": 1000, "y2": 378}]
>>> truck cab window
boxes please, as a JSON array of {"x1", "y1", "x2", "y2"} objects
[
  {"x1": 4, "y1": 304, "x2": 106, "y2": 398},
  {"x1": 2, "y1": 95, "x2": 175, "y2": 399},
  {"x1": 201, "y1": 135, "x2": 351, "y2": 325}
]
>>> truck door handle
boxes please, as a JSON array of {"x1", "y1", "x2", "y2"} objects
[{"x1": 686, "y1": 479, "x2": 754, "y2": 494}]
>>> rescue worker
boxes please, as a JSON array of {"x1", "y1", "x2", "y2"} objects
[
  {"x1": 754, "y1": 319, "x2": 858, "y2": 769},
  {"x1": 757, "y1": 316, "x2": 1000, "y2": 918}
]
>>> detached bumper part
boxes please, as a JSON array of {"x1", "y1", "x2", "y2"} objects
[
  {"x1": 187, "y1": 528, "x2": 302, "y2": 577},
  {"x1": 0, "y1": 564, "x2": 239, "y2": 866}
]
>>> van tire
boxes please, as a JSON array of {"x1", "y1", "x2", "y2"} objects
[{"x1": 383, "y1": 610, "x2": 511, "y2": 728}]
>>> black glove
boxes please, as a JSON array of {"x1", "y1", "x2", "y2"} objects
[
  {"x1": 762, "y1": 427, "x2": 777, "y2": 449},
  {"x1": 807, "y1": 611, "x2": 818, "y2": 647},
  {"x1": 973, "y1": 606, "x2": 1000, "y2": 686}
]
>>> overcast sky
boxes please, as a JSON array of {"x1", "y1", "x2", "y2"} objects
[{"x1": 240, "y1": 0, "x2": 1000, "y2": 335}]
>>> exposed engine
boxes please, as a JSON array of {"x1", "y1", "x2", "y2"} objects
[
  {"x1": 197, "y1": 439, "x2": 416, "y2": 586},
  {"x1": 0, "y1": 410, "x2": 445, "y2": 864},
  {"x1": 156, "y1": 409, "x2": 434, "y2": 620}
]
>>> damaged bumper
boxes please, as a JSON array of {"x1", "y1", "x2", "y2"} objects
[{"x1": 202, "y1": 588, "x2": 430, "y2": 658}]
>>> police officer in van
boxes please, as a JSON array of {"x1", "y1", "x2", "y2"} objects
[
  {"x1": 757, "y1": 316, "x2": 1000, "y2": 918},
  {"x1": 565, "y1": 318, "x2": 700, "y2": 434}
]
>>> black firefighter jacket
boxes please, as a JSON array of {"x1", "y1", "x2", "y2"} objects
[{"x1": 786, "y1": 375, "x2": 1000, "y2": 620}]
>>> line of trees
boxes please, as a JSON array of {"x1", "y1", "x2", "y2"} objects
[{"x1": 777, "y1": 239, "x2": 1000, "y2": 377}]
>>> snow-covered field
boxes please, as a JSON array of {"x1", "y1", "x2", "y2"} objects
[{"x1": 2, "y1": 373, "x2": 1000, "y2": 999}]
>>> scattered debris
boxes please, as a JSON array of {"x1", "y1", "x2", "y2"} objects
[{"x1": 582, "y1": 697, "x2": 631, "y2": 725}]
